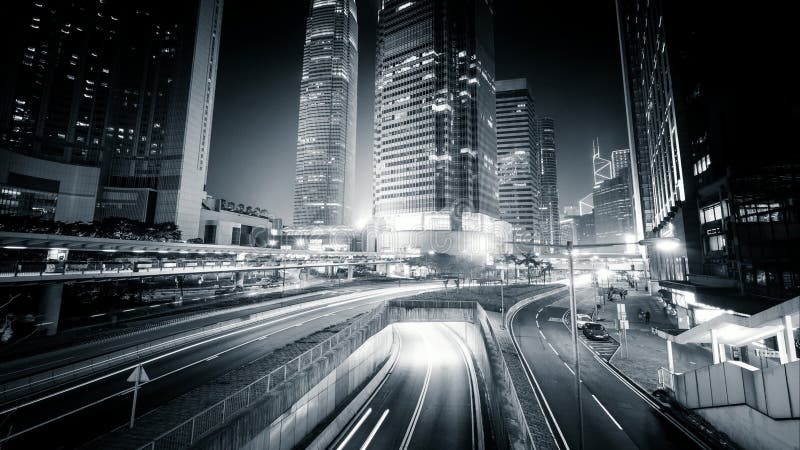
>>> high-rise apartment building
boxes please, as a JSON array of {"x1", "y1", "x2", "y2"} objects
[
  {"x1": 372, "y1": 0, "x2": 507, "y2": 254},
  {"x1": 293, "y1": 0, "x2": 358, "y2": 227},
  {"x1": 496, "y1": 79, "x2": 539, "y2": 243},
  {"x1": 1, "y1": 0, "x2": 224, "y2": 239},
  {"x1": 618, "y1": 0, "x2": 798, "y2": 304},
  {"x1": 538, "y1": 116, "x2": 559, "y2": 250}
]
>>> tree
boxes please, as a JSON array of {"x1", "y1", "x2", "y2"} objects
[
  {"x1": 518, "y1": 251, "x2": 540, "y2": 285},
  {"x1": 503, "y1": 254, "x2": 519, "y2": 283}
]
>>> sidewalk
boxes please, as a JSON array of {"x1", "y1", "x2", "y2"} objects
[{"x1": 573, "y1": 283, "x2": 713, "y2": 394}]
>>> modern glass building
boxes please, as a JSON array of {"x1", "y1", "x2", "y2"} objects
[
  {"x1": 537, "y1": 116, "x2": 559, "y2": 250},
  {"x1": 292, "y1": 0, "x2": 359, "y2": 227},
  {"x1": 496, "y1": 78, "x2": 539, "y2": 244},
  {"x1": 373, "y1": 0, "x2": 498, "y2": 227},
  {"x1": 593, "y1": 170, "x2": 635, "y2": 244},
  {"x1": 611, "y1": 148, "x2": 631, "y2": 178},
  {"x1": 618, "y1": 0, "x2": 799, "y2": 305},
  {"x1": 0, "y1": 0, "x2": 224, "y2": 239}
]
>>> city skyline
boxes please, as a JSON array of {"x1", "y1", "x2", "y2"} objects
[{"x1": 205, "y1": 0, "x2": 629, "y2": 225}]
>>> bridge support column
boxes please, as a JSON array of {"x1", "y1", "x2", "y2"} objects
[
  {"x1": 38, "y1": 283, "x2": 63, "y2": 336},
  {"x1": 347, "y1": 265, "x2": 353, "y2": 280},
  {"x1": 235, "y1": 271, "x2": 245, "y2": 288}
]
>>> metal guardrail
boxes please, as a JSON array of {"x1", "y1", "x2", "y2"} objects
[
  {"x1": 137, "y1": 305, "x2": 386, "y2": 450},
  {"x1": 657, "y1": 366, "x2": 675, "y2": 390},
  {"x1": 0, "y1": 289, "x2": 369, "y2": 403}
]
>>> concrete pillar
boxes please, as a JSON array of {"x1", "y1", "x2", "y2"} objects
[
  {"x1": 776, "y1": 330, "x2": 789, "y2": 365},
  {"x1": 38, "y1": 283, "x2": 63, "y2": 336},
  {"x1": 235, "y1": 271, "x2": 244, "y2": 288},
  {"x1": 784, "y1": 315, "x2": 798, "y2": 363},
  {"x1": 718, "y1": 343, "x2": 727, "y2": 363},
  {"x1": 711, "y1": 328, "x2": 720, "y2": 364},
  {"x1": 667, "y1": 340, "x2": 675, "y2": 373},
  {"x1": 347, "y1": 265, "x2": 353, "y2": 280}
]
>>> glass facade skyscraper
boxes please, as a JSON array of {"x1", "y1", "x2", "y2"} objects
[
  {"x1": 496, "y1": 79, "x2": 539, "y2": 243},
  {"x1": 293, "y1": 0, "x2": 358, "y2": 227},
  {"x1": 372, "y1": 0, "x2": 498, "y2": 227},
  {"x1": 618, "y1": 0, "x2": 799, "y2": 301},
  {"x1": 1, "y1": 0, "x2": 224, "y2": 238},
  {"x1": 537, "y1": 116, "x2": 559, "y2": 250}
]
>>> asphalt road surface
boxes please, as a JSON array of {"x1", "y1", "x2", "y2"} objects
[
  {"x1": 332, "y1": 323, "x2": 482, "y2": 450},
  {"x1": 0, "y1": 283, "x2": 438, "y2": 449},
  {"x1": 511, "y1": 286, "x2": 706, "y2": 450}
]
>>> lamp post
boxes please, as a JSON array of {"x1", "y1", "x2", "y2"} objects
[
  {"x1": 566, "y1": 241, "x2": 584, "y2": 450},
  {"x1": 503, "y1": 236, "x2": 681, "y2": 450}
]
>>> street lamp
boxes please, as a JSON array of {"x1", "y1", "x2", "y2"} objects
[{"x1": 503, "y1": 236, "x2": 682, "y2": 450}]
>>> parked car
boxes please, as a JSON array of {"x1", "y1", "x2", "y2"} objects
[
  {"x1": 575, "y1": 314, "x2": 593, "y2": 329},
  {"x1": 582, "y1": 323, "x2": 609, "y2": 341}
]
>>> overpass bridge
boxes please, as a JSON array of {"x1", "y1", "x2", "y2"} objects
[{"x1": 0, "y1": 232, "x2": 404, "y2": 285}]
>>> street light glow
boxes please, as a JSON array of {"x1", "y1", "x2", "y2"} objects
[{"x1": 655, "y1": 239, "x2": 680, "y2": 252}]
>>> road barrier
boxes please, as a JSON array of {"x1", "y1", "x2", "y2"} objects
[{"x1": 138, "y1": 305, "x2": 389, "y2": 450}]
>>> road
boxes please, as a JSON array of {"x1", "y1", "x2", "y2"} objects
[
  {"x1": 0, "y1": 283, "x2": 438, "y2": 449},
  {"x1": 511, "y1": 286, "x2": 705, "y2": 450},
  {"x1": 332, "y1": 323, "x2": 483, "y2": 450}
]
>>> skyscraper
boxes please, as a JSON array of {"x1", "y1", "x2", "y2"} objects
[
  {"x1": 1, "y1": 0, "x2": 224, "y2": 239},
  {"x1": 611, "y1": 148, "x2": 631, "y2": 178},
  {"x1": 293, "y1": 0, "x2": 358, "y2": 227},
  {"x1": 496, "y1": 79, "x2": 539, "y2": 243},
  {"x1": 372, "y1": 0, "x2": 505, "y2": 254},
  {"x1": 618, "y1": 0, "x2": 799, "y2": 301},
  {"x1": 593, "y1": 171, "x2": 634, "y2": 244},
  {"x1": 538, "y1": 116, "x2": 559, "y2": 250}
]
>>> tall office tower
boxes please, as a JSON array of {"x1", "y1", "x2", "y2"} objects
[
  {"x1": 0, "y1": 0, "x2": 224, "y2": 239},
  {"x1": 592, "y1": 139, "x2": 612, "y2": 187},
  {"x1": 611, "y1": 148, "x2": 631, "y2": 177},
  {"x1": 496, "y1": 79, "x2": 540, "y2": 243},
  {"x1": 373, "y1": 0, "x2": 504, "y2": 254},
  {"x1": 593, "y1": 170, "x2": 635, "y2": 244},
  {"x1": 293, "y1": 0, "x2": 358, "y2": 227},
  {"x1": 618, "y1": 0, "x2": 798, "y2": 301},
  {"x1": 537, "y1": 116, "x2": 559, "y2": 250}
]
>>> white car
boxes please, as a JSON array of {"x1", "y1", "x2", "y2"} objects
[{"x1": 575, "y1": 314, "x2": 593, "y2": 329}]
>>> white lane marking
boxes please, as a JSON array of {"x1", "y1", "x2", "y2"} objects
[
  {"x1": 548, "y1": 342, "x2": 559, "y2": 356},
  {"x1": 563, "y1": 362, "x2": 575, "y2": 377},
  {"x1": 360, "y1": 409, "x2": 389, "y2": 450},
  {"x1": 592, "y1": 395, "x2": 623, "y2": 430},
  {"x1": 399, "y1": 330, "x2": 433, "y2": 450},
  {"x1": 539, "y1": 330, "x2": 546, "y2": 340},
  {"x1": 204, "y1": 355, "x2": 218, "y2": 362},
  {"x1": 510, "y1": 312, "x2": 570, "y2": 450},
  {"x1": 0, "y1": 289, "x2": 440, "y2": 442},
  {"x1": 536, "y1": 320, "x2": 541, "y2": 328},
  {"x1": 336, "y1": 408, "x2": 372, "y2": 450},
  {"x1": 535, "y1": 312, "x2": 540, "y2": 319},
  {"x1": 0, "y1": 287, "x2": 422, "y2": 415},
  {"x1": 440, "y1": 325, "x2": 481, "y2": 450},
  {"x1": 89, "y1": 313, "x2": 106, "y2": 318}
]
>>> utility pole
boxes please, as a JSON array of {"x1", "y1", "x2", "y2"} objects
[{"x1": 567, "y1": 241, "x2": 584, "y2": 450}]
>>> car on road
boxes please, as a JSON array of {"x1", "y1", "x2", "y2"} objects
[
  {"x1": 575, "y1": 313, "x2": 593, "y2": 329},
  {"x1": 582, "y1": 322, "x2": 609, "y2": 340}
]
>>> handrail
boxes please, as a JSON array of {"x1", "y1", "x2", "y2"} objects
[{"x1": 136, "y1": 305, "x2": 385, "y2": 450}]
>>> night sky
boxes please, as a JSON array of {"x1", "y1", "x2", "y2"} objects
[{"x1": 207, "y1": 0, "x2": 629, "y2": 225}]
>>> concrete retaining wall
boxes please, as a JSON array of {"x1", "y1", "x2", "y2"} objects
[
  {"x1": 193, "y1": 316, "x2": 393, "y2": 450},
  {"x1": 695, "y1": 405, "x2": 799, "y2": 450}
]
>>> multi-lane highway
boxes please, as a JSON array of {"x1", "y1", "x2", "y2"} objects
[
  {"x1": 511, "y1": 285, "x2": 707, "y2": 450},
  {"x1": 332, "y1": 323, "x2": 484, "y2": 450},
  {"x1": 0, "y1": 283, "x2": 439, "y2": 449}
]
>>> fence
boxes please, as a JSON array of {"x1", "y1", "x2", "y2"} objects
[
  {"x1": 137, "y1": 304, "x2": 386, "y2": 450},
  {"x1": 0, "y1": 288, "x2": 378, "y2": 403}
]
